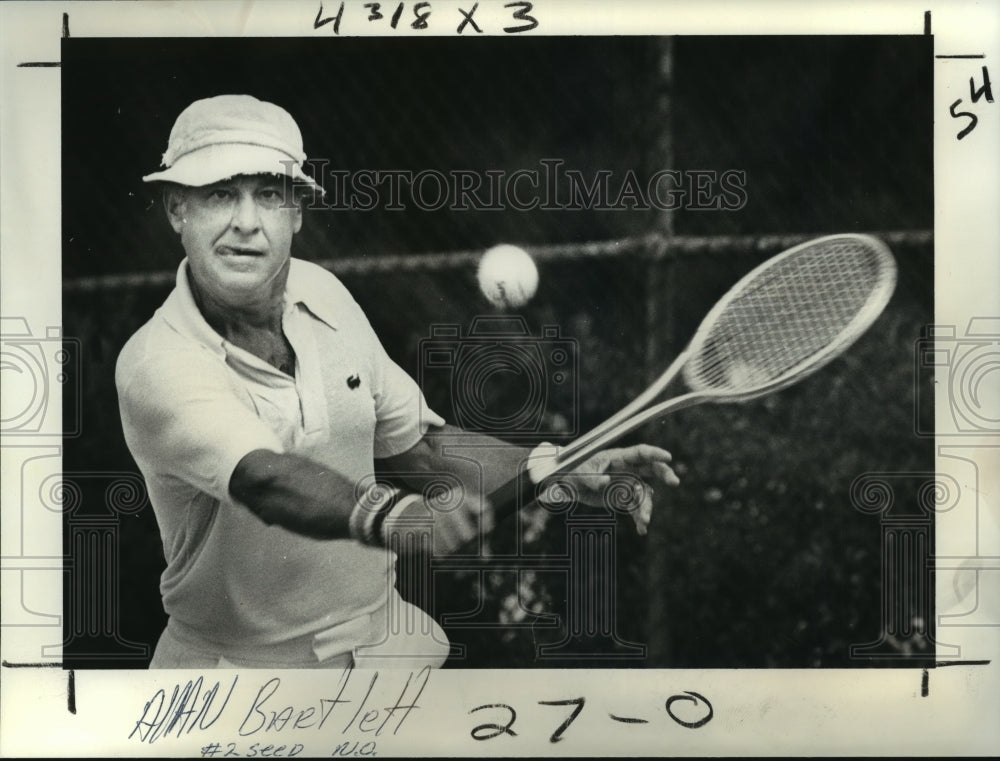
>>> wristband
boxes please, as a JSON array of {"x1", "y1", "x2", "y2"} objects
[
  {"x1": 349, "y1": 484, "x2": 432, "y2": 546},
  {"x1": 348, "y1": 483, "x2": 403, "y2": 545}
]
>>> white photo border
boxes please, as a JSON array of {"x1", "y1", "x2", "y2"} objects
[{"x1": 1, "y1": 0, "x2": 997, "y2": 756}]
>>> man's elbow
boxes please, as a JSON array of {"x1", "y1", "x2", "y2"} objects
[
  {"x1": 230, "y1": 449, "x2": 283, "y2": 509},
  {"x1": 228, "y1": 449, "x2": 347, "y2": 540}
]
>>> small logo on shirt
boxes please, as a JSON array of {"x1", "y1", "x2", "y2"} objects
[{"x1": 347, "y1": 374, "x2": 361, "y2": 390}]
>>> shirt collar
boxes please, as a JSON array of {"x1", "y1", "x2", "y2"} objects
[
  {"x1": 159, "y1": 260, "x2": 227, "y2": 359},
  {"x1": 284, "y1": 258, "x2": 341, "y2": 331},
  {"x1": 159, "y1": 258, "x2": 339, "y2": 358}
]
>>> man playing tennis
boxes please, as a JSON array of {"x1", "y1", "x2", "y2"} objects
[{"x1": 116, "y1": 94, "x2": 680, "y2": 670}]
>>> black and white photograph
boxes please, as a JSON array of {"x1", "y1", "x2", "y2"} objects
[
  {"x1": 62, "y1": 27, "x2": 937, "y2": 673},
  {"x1": 1, "y1": 1, "x2": 998, "y2": 757}
]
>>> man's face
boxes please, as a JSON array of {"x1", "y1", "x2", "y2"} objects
[{"x1": 165, "y1": 174, "x2": 302, "y2": 307}]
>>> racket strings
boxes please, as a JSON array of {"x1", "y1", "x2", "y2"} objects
[{"x1": 685, "y1": 239, "x2": 893, "y2": 393}]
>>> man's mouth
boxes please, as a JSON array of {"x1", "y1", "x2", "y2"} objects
[{"x1": 218, "y1": 245, "x2": 264, "y2": 257}]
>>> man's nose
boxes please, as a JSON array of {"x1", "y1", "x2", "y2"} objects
[{"x1": 231, "y1": 192, "x2": 261, "y2": 233}]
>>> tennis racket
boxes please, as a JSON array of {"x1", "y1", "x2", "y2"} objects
[{"x1": 488, "y1": 233, "x2": 898, "y2": 516}]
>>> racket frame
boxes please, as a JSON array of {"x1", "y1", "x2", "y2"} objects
[{"x1": 534, "y1": 233, "x2": 898, "y2": 483}]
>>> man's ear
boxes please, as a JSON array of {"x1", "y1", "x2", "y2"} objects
[
  {"x1": 163, "y1": 186, "x2": 187, "y2": 234},
  {"x1": 292, "y1": 202, "x2": 303, "y2": 234}
]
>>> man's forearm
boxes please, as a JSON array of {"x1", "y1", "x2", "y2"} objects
[
  {"x1": 230, "y1": 449, "x2": 358, "y2": 539},
  {"x1": 376, "y1": 424, "x2": 535, "y2": 497},
  {"x1": 231, "y1": 427, "x2": 545, "y2": 540}
]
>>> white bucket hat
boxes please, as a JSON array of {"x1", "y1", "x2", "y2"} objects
[{"x1": 142, "y1": 94, "x2": 323, "y2": 191}]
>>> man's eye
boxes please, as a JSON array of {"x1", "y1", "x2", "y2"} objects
[
  {"x1": 210, "y1": 189, "x2": 232, "y2": 201},
  {"x1": 258, "y1": 188, "x2": 285, "y2": 206}
]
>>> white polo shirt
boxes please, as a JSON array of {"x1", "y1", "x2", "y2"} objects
[{"x1": 116, "y1": 257, "x2": 445, "y2": 662}]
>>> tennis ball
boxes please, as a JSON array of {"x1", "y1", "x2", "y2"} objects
[{"x1": 477, "y1": 244, "x2": 539, "y2": 309}]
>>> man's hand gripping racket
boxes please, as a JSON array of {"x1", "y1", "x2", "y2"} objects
[{"x1": 491, "y1": 233, "x2": 899, "y2": 531}]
